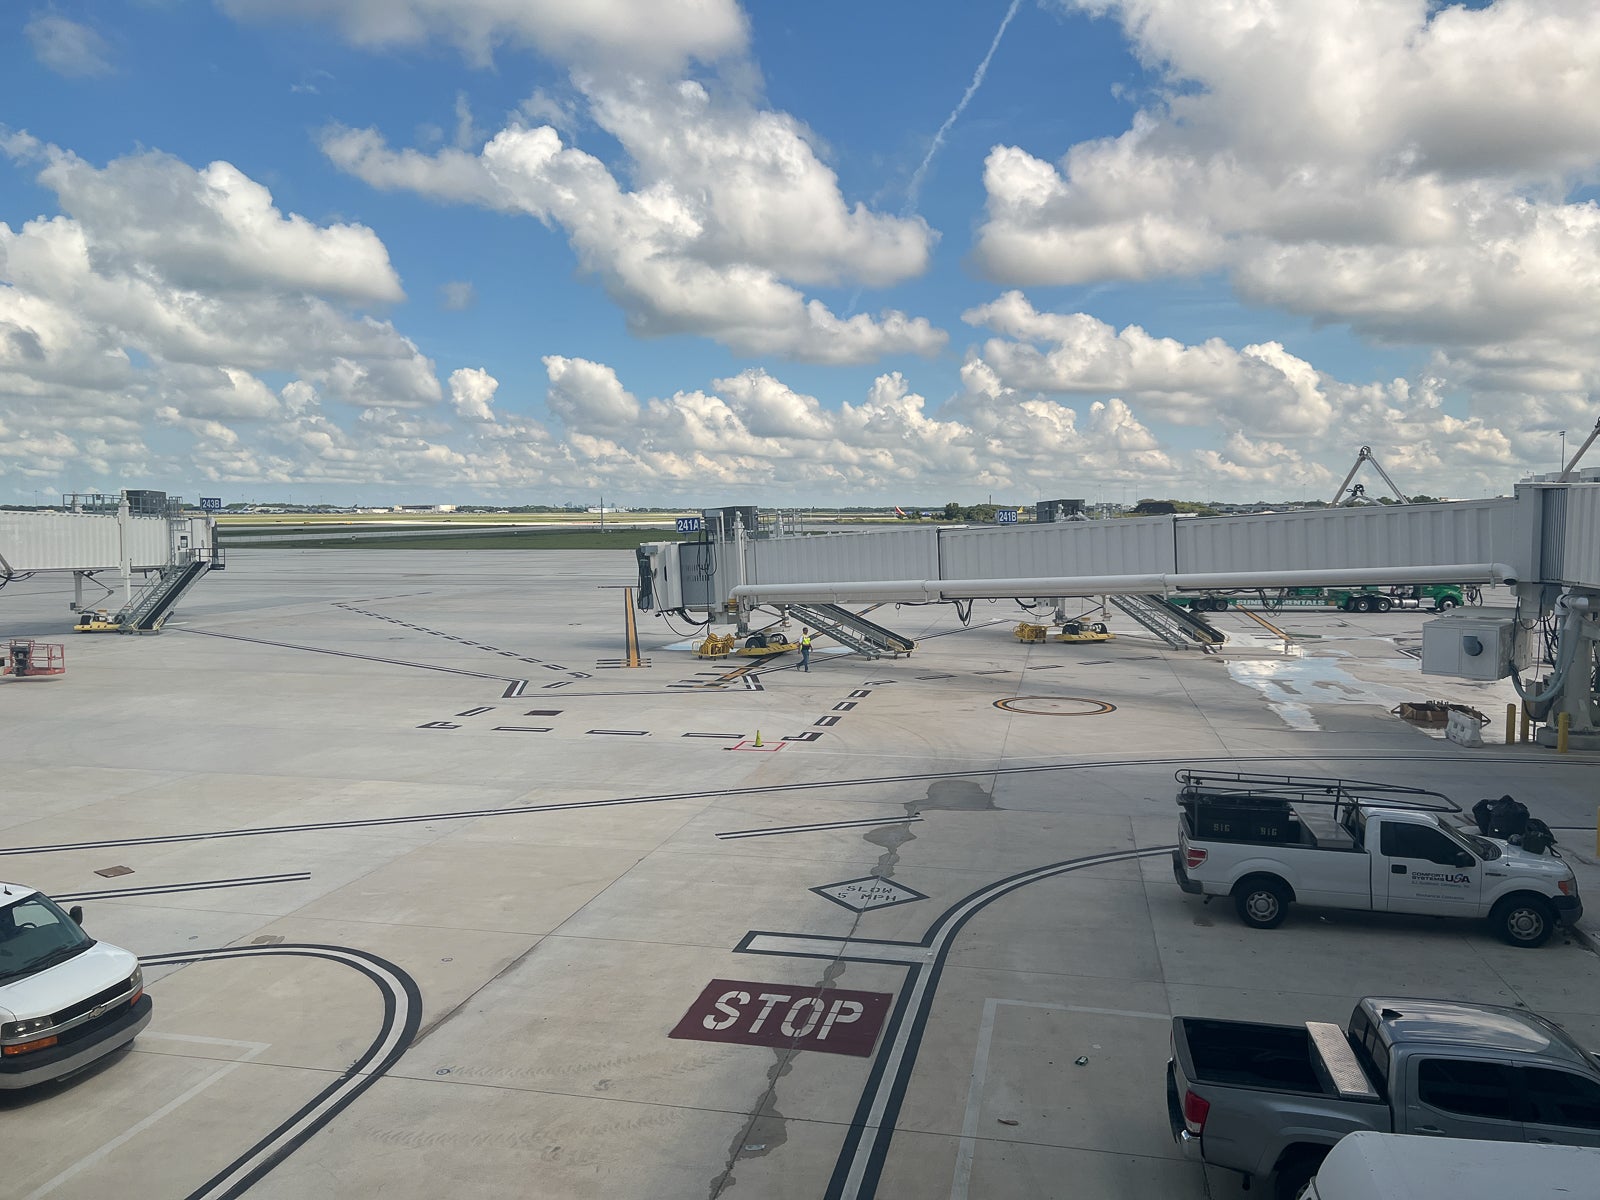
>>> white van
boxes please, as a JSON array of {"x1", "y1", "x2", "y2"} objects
[
  {"x1": 1, "y1": 882, "x2": 151, "y2": 1088},
  {"x1": 1299, "y1": 1131, "x2": 1600, "y2": 1199}
]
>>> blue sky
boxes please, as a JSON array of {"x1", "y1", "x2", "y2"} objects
[{"x1": 3, "y1": 1, "x2": 1597, "y2": 507}]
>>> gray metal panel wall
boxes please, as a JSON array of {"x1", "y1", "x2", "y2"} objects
[
  {"x1": 746, "y1": 528, "x2": 939, "y2": 585},
  {"x1": 0, "y1": 512, "x2": 172, "y2": 572},
  {"x1": 937, "y1": 518, "x2": 1176, "y2": 580},
  {"x1": 1560, "y1": 484, "x2": 1600, "y2": 586},
  {"x1": 1175, "y1": 500, "x2": 1517, "y2": 575},
  {"x1": 1540, "y1": 490, "x2": 1568, "y2": 585}
]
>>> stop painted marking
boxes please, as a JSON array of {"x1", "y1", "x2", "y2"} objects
[{"x1": 668, "y1": 978, "x2": 892, "y2": 1057}]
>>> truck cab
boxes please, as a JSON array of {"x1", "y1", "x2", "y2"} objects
[{"x1": 0, "y1": 883, "x2": 151, "y2": 1088}]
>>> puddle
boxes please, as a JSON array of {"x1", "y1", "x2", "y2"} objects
[{"x1": 1226, "y1": 656, "x2": 1431, "y2": 732}]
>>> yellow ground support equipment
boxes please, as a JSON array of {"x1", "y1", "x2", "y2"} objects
[
  {"x1": 735, "y1": 632, "x2": 797, "y2": 659},
  {"x1": 1053, "y1": 621, "x2": 1114, "y2": 644},
  {"x1": 1015, "y1": 620, "x2": 1114, "y2": 644},
  {"x1": 73, "y1": 609, "x2": 122, "y2": 633},
  {"x1": 694, "y1": 633, "x2": 736, "y2": 659}
]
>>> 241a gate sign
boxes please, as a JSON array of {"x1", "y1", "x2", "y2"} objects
[
  {"x1": 675, "y1": 516, "x2": 703, "y2": 533},
  {"x1": 668, "y1": 978, "x2": 892, "y2": 1057}
]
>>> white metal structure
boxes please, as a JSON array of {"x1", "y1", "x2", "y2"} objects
[
  {"x1": 1300, "y1": 1133, "x2": 1600, "y2": 1200},
  {"x1": 636, "y1": 482, "x2": 1600, "y2": 745},
  {"x1": 0, "y1": 492, "x2": 217, "y2": 610}
]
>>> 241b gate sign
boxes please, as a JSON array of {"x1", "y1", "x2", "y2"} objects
[{"x1": 669, "y1": 978, "x2": 892, "y2": 1057}]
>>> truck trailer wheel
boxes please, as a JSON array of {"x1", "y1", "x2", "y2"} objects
[
  {"x1": 1491, "y1": 895, "x2": 1555, "y2": 948},
  {"x1": 1234, "y1": 876, "x2": 1291, "y2": 929},
  {"x1": 1435, "y1": 596, "x2": 1458, "y2": 611}
]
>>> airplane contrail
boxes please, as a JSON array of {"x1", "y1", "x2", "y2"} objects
[{"x1": 903, "y1": 0, "x2": 1024, "y2": 215}]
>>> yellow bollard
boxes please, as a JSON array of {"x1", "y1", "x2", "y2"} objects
[
  {"x1": 1505, "y1": 703, "x2": 1517, "y2": 746},
  {"x1": 1558, "y1": 712, "x2": 1570, "y2": 755}
]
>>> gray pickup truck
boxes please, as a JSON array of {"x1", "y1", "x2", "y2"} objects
[{"x1": 1167, "y1": 996, "x2": 1600, "y2": 1200}]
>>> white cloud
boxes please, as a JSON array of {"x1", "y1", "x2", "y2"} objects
[
  {"x1": 962, "y1": 291, "x2": 1334, "y2": 434},
  {"x1": 322, "y1": 77, "x2": 944, "y2": 364},
  {"x1": 25, "y1": 14, "x2": 113, "y2": 78},
  {"x1": 220, "y1": 0, "x2": 748, "y2": 72},
  {"x1": 449, "y1": 366, "x2": 498, "y2": 421},
  {"x1": 977, "y1": 0, "x2": 1600, "y2": 379},
  {"x1": 439, "y1": 280, "x2": 476, "y2": 310}
]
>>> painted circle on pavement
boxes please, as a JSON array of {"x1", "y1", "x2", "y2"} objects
[{"x1": 993, "y1": 696, "x2": 1116, "y2": 716}]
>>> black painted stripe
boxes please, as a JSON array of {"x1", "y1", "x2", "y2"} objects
[
  {"x1": 137, "y1": 943, "x2": 420, "y2": 1200},
  {"x1": 56, "y1": 872, "x2": 310, "y2": 903},
  {"x1": 814, "y1": 846, "x2": 1172, "y2": 1198},
  {"x1": 0, "y1": 751, "x2": 1579, "y2": 860},
  {"x1": 717, "y1": 814, "x2": 923, "y2": 840}
]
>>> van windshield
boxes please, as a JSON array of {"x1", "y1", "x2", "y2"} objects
[{"x1": 0, "y1": 893, "x2": 94, "y2": 984}]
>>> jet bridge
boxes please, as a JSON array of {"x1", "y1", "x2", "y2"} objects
[
  {"x1": 0, "y1": 491, "x2": 220, "y2": 627},
  {"x1": 637, "y1": 483, "x2": 1600, "y2": 747}
]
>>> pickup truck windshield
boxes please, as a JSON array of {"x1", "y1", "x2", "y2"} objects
[{"x1": 0, "y1": 894, "x2": 94, "y2": 984}]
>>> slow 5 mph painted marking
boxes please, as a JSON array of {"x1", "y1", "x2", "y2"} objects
[{"x1": 138, "y1": 943, "x2": 421, "y2": 1200}]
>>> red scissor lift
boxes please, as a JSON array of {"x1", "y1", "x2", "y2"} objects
[{"x1": 4, "y1": 640, "x2": 66, "y2": 678}]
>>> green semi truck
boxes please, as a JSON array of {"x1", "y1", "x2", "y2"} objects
[{"x1": 1172, "y1": 584, "x2": 1467, "y2": 614}]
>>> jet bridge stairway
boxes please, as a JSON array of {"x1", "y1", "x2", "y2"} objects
[
  {"x1": 1111, "y1": 594, "x2": 1226, "y2": 650},
  {"x1": 785, "y1": 602, "x2": 915, "y2": 659},
  {"x1": 121, "y1": 553, "x2": 210, "y2": 632}
]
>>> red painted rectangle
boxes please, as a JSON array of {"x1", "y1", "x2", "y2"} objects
[{"x1": 669, "y1": 978, "x2": 893, "y2": 1057}]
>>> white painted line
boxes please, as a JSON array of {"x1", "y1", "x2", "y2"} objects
[
  {"x1": 24, "y1": 1035, "x2": 269, "y2": 1200},
  {"x1": 948, "y1": 1001, "x2": 1169, "y2": 1200},
  {"x1": 741, "y1": 934, "x2": 935, "y2": 965}
]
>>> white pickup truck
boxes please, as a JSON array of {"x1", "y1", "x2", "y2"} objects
[
  {"x1": 1, "y1": 882, "x2": 151, "y2": 1088},
  {"x1": 1170, "y1": 771, "x2": 1580, "y2": 947}
]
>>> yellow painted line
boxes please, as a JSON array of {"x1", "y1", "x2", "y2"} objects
[
  {"x1": 1239, "y1": 606, "x2": 1293, "y2": 643},
  {"x1": 623, "y1": 587, "x2": 642, "y2": 667}
]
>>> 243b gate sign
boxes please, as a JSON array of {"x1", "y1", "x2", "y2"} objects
[{"x1": 669, "y1": 978, "x2": 892, "y2": 1057}]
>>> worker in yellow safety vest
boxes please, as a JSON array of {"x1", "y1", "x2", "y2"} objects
[{"x1": 799, "y1": 630, "x2": 812, "y2": 671}]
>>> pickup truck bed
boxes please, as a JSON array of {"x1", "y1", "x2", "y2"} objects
[{"x1": 1181, "y1": 1018, "x2": 1324, "y2": 1093}]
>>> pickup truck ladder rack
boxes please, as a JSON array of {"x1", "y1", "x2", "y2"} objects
[{"x1": 1175, "y1": 770, "x2": 1460, "y2": 815}]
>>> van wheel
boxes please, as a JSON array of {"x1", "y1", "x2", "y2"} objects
[
  {"x1": 1234, "y1": 877, "x2": 1291, "y2": 929},
  {"x1": 1492, "y1": 895, "x2": 1555, "y2": 947},
  {"x1": 1274, "y1": 1148, "x2": 1326, "y2": 1200}
]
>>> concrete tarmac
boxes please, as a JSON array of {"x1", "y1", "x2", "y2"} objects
[{"x1": 2, "y1": 551, "x2": 1597, "y2": 1199}]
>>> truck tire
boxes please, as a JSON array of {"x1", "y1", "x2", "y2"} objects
[
  {"x1": 1234, "y1": 876, "x2": 1292, "y2": 929},
  {"x1": 1491, "y1": 894, "x2": 1555, "y2": 948},
  {"x1": 1435, "y1": 596, "x2": 1458, "y2": 611},
  {"x1": 1274, "y1": 1147, "x2": 1327, "y2": 1200},
  {"x1": 1376, "y1": 596, "x2": 1393, "y2": 613}
]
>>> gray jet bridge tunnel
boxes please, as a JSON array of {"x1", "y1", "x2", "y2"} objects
[{"x1": 637, "y1": 482, "x2": 1600, "y2": 748}]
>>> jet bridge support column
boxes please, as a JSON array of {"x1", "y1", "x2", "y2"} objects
[{"x1": 1532, "y1": 590, "x2": 1600, "y2": 751}]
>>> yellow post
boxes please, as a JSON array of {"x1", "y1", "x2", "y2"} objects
[
  {"x1": 1505, "y1": 703, "x2": 1517, "y2": 746},
  {"x1": 1557, "y1": 712, "x2": 1570, "y2": 754}
]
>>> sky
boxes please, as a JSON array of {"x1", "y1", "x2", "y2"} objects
[{"x1": 3, "y1": 0, "x2": 1599, "y2": 509}]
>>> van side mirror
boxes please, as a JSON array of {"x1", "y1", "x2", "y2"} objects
[{"x1": 69, "y1": 905, "x2": 84, "y2": 925}]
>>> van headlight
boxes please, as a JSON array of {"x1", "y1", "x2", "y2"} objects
[
  {"x1": 128, "y1": 965, "x2": 143, "y2": 992},
  {"x1": 1, "y1": 1016, "x2": 53, "y2": 1040}
]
